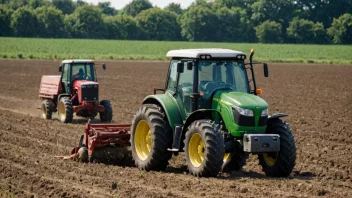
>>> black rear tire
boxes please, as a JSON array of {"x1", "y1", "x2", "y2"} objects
[
  {"x1": 130, "y1": 105, "x2": 172, "y2": 171},
  {"x1": 100, "y1": 100, "x2": 113, "y2": 122},
  {"x1": 58, "y1": 97, "x2": 73, "y2": 123},
  {"x1": 258, "y1": 119, "x2": 296, "y2": 177},
  {"x1": 41, "y1": 99, "x2": 52, "y2": 119},
  {"x1": 184, "y1": 120, "x2": 225, "y2": 177},
  {"x1": 222, "y1": 143, "x2": 249, "y2": 172}
]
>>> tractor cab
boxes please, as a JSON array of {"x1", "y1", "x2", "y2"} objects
[
  {"x1": 164, "y1": 49, "x2": 268, "y2": 118},
  {"x1": 59, "y1": 60, "x2": 99, "y2": 94}
]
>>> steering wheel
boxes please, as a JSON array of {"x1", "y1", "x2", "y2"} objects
[{"x1": 199, "y1": 80, "x2": 214, "y2": 90}]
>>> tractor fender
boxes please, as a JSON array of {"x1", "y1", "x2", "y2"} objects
[
  {"x1": 268, "y1": 113, "x2": 288, "y2": 120},
  {"x1": 175, "y1": 109, "x2": 222, "y2": 151},
  {"x1": 182, "y1": 109, "x2": 222, "y2": 133},
  {"x1": 143, "y1": 93, "x2": 183, "y2": 129},
  {"x1": 58, "y1": 94, "x2": 71, "y2": 102}
]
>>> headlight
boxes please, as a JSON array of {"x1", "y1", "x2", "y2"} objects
[
  {"x1": 233, "y1": 106, "x2": 254, "y2": 117},
  {"x1": 261, "y1": 108, "x2": 268, "y2": 116},
  {"x1": 82, "y1": 85, "x2": 86, "y2": 88}
]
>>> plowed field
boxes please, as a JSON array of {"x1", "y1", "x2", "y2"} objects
[{"x1": 0, "y1": 60, "x2": 351, "y2": 198}]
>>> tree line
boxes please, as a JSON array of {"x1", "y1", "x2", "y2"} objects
[{"x1": 0, "y1": 0, "x2": 351, "y2": 44}]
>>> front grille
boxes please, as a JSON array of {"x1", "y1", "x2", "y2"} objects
[
  {"x1": 81, "y1": 85, "x2": 99, "y2": 101},
  {"x1": 258, "y1": 116, "x2": 268, "y2": 126},
  {"x1": 233, "y1": 108, "x2": 255, "y2": 127}
]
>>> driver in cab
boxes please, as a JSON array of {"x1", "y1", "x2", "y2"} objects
[{"x1": 72, "y1": 68, "x2": 85, "y2": 80}]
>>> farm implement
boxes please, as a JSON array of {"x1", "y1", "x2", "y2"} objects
[
  {"x1": 58, "y1": 120, "x2": 132, "y2": 165},
  {"x1": 61, "y1": 48, "x2": 296, "y2": 178}
]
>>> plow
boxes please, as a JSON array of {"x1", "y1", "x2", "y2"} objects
[
  {"x1": 55, "y1": 48, "x2": 296, "y2": 178},
  {"x1": 57, "y1": 120, "x2": 133, "y2": 166}
]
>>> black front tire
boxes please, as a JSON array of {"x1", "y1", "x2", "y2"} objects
[
  {"x1": 184, "y1": 120, "x2": 225, "y2": 177},
  {"x1": 222, "y1": 143, "x2": 249, "y2": 172},
  {"x1": 100, "y1": 100, "x2": 113, "y2": 122},
  {"x1": 41, "y1": 99, "x2": 52, "y2": 119},
  {"x1": 130, "y1": 105, "x2": 172, "y2": 171},
  {"x1": 258, "y1": 119, "x2": 296, "y2": 177},
  {"x1": 58, "y1": 97, "x2": 73, "y2": 123}
]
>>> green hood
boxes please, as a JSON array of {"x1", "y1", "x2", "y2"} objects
[{"x1": 219, "y1": 91, "x2": 268, "y2": 109}]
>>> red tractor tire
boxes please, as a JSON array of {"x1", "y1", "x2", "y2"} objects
[
  {"x1": 100, "y1": 100, "x2": 113, "y2": 122},
  {"x1": 58, "y1": 97, "x2": 73, "y2": 123}
]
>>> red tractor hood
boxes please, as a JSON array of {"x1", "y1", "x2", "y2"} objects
[
  {"x1": 73, "y1": 80, "x2": 99, "y2": 89},
  {"x1": 73, "y1": 80, "x2": 100, "y2": 102}
]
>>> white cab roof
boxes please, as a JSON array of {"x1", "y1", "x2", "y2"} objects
[
  {"x1": 62, "y1": 59, "x2": 94, "y2": 64},
  {"x1": 166, "y1": 48, "x2": 245, "y2": 58}
]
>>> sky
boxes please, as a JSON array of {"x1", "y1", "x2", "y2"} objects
[{"x1": 83, "y1": 0, "x2": 195, "y2": 9}]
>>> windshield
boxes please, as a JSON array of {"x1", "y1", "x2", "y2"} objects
[
  {"x1": 198, "y1": 60, "x2": 249, "y2": 93},
  {"x1": 71, "y1": 63, "x2": 96, "y2": 81}
]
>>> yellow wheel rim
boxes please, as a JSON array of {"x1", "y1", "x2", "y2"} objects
[
  {"x1": 134, "y1": 120, "x2": 152, "y2": 161},
  {"x1": 42, "y1": 103, "x2": 46, "y2": 119},
  {"x1": 263, "y1": 152, "x2": 278, "y2": 167},
  {"x1": 223, "y1": 153, "x2": 231, "y2": 162},
  {"x1": 189, "y1": 133, "x2": 205, "y2": 168},
  {"x1": 59, "y1": 101, "x2": 66, "y2": 121}
]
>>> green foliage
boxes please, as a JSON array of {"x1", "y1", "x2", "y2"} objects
[
  {"x1": 136, "y1": 8, "x2": 181, "y2": 41},
  {"x1": 122, "y1": 0, "x2": 152, "y2": 17},
  {"x1": 104, "y1": 15, "x2": 141, "y2": 40},
  {"x1": 295, "y1": 0, "x2": 352, "y2": 27},
  {"x1": 98, "y1": 2, "x2": 117, "y2": 16},
  {"x1": 76, "y1": 0, "x2": 87, "y2": 7},
  {"x1": 0, "y1": 0, "x2": 351, "y2": 44},
  {"x1": 287, "y1": 17, "x2": 328, "y2": 44},
  {"x1": 65, "y1": 5, "x2": 104, "y2": 38},
  {"x1": 35, "y1": 6, "x2": 65, "y2": 38},
  {"x1": 164, "y1": 3, "x2": 183, "y2": 15},
  {"x1": 52, "y1": 0, "x2": 75, "y2": 15},
  {"x1": 28, "y1": 0, "x2": 49, "y2": 9},
  {"x1": 255, "y1": 20, "x2": 282, "y2": 43},
  {"x1": 2, "y1": 0, "x2": 29, "y2": 10},
  {"x1": 327, "y1": 13, "x2": 352, "y2": 44},
  {"x1": 213, "y1": 0, "x2": 256, "y2": 9},
  {"x1": 215, "y1": 7, "x2": 254, "y2": 42},
  {"x1": 0, "y1": 4, "x2": 13, "y2": 36},
  {"x1": 11, "y1": 7, "x2": 39, "y2": 37},
  {"x1": 250, "y1": 0, "x2": 297, "y2": 26},
  {"x1": 0, "y1": 37, "x2": 351, "y2": 64},
  {"x1": 180, "y1": 5, "x2": 219, "y2": 41}
]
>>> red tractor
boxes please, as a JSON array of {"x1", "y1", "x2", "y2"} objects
[{"x1": 39, "y1": 59, "x2": 112, "y2": 123}]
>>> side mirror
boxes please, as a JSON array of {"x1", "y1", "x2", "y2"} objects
[
  {"x1": 58, "y1": 64, "x2": 62, "y2": 72},
  {"x1": 102, "y1": 63, "x2": 106, "y2": 70},
  {"x1": 263, "y1": 63, "x2": 269, "y2": 77},
  {"x1": 187, "y1": 61, "x2": 193, "y2": 70},
  {"x1": 177, "y1": 62, "x2": 184, "y2": 73}
]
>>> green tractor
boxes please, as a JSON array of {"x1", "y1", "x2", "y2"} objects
[{"x1": 130, "y1": 49, "x2": 296, "y2": 177}]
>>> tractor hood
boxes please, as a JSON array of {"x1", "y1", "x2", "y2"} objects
[
  {"x1": 73, "y1": 80, "x2": 99, "y2": 89},
  {"x1": 217, "y1": 91, "x2": 268, "y2": 109}
]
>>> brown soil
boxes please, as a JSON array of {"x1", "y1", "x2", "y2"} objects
[{"x1": 0, "y1": 59, "x2": 351, "y2": 198}]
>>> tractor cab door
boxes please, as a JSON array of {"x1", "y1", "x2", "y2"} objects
[
  {"x1": 166, "y1": 60, "x2": 193, "y2": 121},
  {"x1": 61, "y1": 63, "x2": 72, "y2": 94}
]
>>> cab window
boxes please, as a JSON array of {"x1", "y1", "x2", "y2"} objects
[{"x1": 166, "y1": 60, "x2": 177, "y2": 92}]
